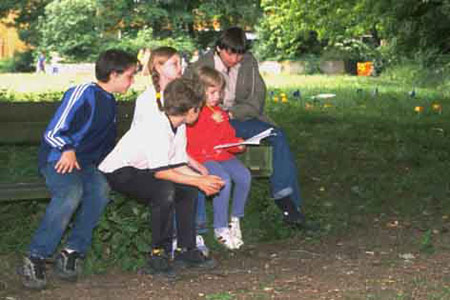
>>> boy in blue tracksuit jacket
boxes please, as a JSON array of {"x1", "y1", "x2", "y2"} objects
[{"x1": 20, "y1": 49, "x2": 137, "y2": 290}]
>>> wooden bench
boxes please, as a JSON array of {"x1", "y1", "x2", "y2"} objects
[{"x1": 0, "y1": 102, "x2": 272, "y2": 202}]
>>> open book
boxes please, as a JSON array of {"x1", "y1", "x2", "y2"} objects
[{"x1": 214, "y1": 128, "x2": 275, "y2": 149}]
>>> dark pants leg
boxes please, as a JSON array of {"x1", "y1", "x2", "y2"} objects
[
  {"x1": 104, "y1": 167, "x2": 197, "y2": 251},
  {"x1": 230, "y1": 118, "x2": 303, "y2": 208}
]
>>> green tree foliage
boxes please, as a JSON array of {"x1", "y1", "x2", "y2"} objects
[
  {"x1": 365, "y1": 0, "x2": 450, "y2": 58},
  {"x1": 254, "y1": 0, "x2": 375, "y2": 60},
  {"x1": 255, "y1": 0, "x2": 450, "y2": 60},
  {"x1": 195, "y1": 0, "x2": 261, "y2": 29},
  {"x1": 0, "y1": 0, "x2": 52, "y2": 46},
  {"x1": 37, "y1": 0, "x2": 99, "y2": 60}
]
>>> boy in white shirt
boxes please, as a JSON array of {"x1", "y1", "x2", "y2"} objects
[{"x1": 99, "y1": 78, "x2": 224, "y2": 276}]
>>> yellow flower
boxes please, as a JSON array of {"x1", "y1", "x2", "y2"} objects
[{"x1": 414, "y1": 106, "x2": 424, "y2": 113}]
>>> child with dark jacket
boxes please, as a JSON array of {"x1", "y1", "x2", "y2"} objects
[{"x1": 21, "y1": 49, "x2": 138, "y2": 290}]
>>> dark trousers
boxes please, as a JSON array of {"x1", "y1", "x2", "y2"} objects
[
  {"x1": 104, "y1": 167, "x2": 197, "y2": 252},
  {"x1": 230, "y1": 118, "x2": 302, "y2": 208}
]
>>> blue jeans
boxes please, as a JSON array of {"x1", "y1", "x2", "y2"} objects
[
  {"x1": 29, "y1": 162, "x2": 110, "y2": 258},
  {"x1": 230, "y1": 118, "x2": 302, "y2": 208},
  {"x1": 197, "y1": 158, "x2": 251, "y2": 231}
]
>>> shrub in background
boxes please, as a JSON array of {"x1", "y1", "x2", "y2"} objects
[{"x1": 0, "y1": 50, "x2": 35, "y2": 73}]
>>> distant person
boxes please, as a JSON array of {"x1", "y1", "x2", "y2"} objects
[
  {"x1": 184, "y1": 26, "x2": 309, "y2": 228},
  {"x1": 190, "y1": 50, "x2": 199, "y2": 63},
  {"x1": 19, "y1": 49, "x2": 138, "y2": 290},
  {"x1": 50, "y1": 52, "x2": 61, "y2": 75},
  {"x1": 35, "y1": 52, "x2": 46, "y2": 74},
  {"x1": 187, "y1": 66, "x2": 251, "y2": 251}
]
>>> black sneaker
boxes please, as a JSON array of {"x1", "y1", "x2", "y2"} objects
[
  {"x1": 54, "y1": 249, "x2": 83, "y2": 281},
  {"x1": 173, "y1": 248, "x2": 217, "y2": 270},
  {"x1": 19, "y1": 256, "x2": 47, "y2": 290},
  {"x1": 142, "y1": 248, "x2": 175, "y2": 278},
  {"x1": 275, "y1": 196, "x2": 306, "y2": 226}
]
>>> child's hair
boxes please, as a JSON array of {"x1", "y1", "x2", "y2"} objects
[
  {"x1": 216, "y1": 26, "x2": 248, "y2": 54},
  {"x1": 95, "y1": 49, "x2": 137, "y2": 83},
  {"x1": 163, "y1": 78, "x2": 204, "y2": 116},
  {"x1": 148, "y1": 46, "x2": 179, "y2": 111},
  {"x1": 195, "y1": 65, "x2": 225, "y2": 91}
]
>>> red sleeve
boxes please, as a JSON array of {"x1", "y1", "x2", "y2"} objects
[{"x1": 186, "y1": 109, "x2": 208, "y2": 162}]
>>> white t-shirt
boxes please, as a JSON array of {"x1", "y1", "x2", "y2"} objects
[
  {"x1": 99, "y1": 88, "x2": 188, "y2": 173},
  {"x1": 132, "y1": 85, "x2": 164, "y2": 127},
  {"x1": 214, "y1": 53, "x2": 241, "y2": 110}
]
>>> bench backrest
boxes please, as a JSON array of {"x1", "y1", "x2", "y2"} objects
[
  {"x1": 0, "y1": 101, "x2": 272, "y2": 177},
  {"x1": 0, "y1": 102, "x2": 134, "y2": 144}
]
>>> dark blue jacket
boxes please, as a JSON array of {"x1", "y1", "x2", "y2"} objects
[{"x1": 38, "y1": 83, "x2": 117, "y2": 170}]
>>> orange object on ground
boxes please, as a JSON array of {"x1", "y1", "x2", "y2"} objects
[{"x1": 357, "y1": 62, "x2": 373, "y2": 76}]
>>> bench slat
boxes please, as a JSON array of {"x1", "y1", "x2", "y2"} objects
[
  {"x1": 0, "y1": 102, "x2": 134, "y2": 145},
  {"x1": 0, "y1": 182, "x2": 49, "y2": 202}
]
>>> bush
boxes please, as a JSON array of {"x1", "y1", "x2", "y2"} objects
[
  {"x1": 0, "y1": 50, "x2": 35, "y2": 73},
  {"x1": 382, "y1": 50, "x2": 450, "y2": 89},
  {"x1": 98, "y1": 30, "x2": 197, "y2": 63},
  {"x1": 321, "y1": 37, "x2": 379, "y2": 62}
]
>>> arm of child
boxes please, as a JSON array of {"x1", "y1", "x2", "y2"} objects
[
  {"x1": 187, "y1": 155, "x2": 209, "y2": 175},
  {"x1": 154, "y1": 167, "x2": 224, "y2": 196},
  {"x1": 220, "y1": 115, "x2": 246, "y2": 154}
]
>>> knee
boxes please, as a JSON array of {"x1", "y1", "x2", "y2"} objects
[
  {"x1": 272, "y1": 127, "x2": 286, "y2": 140},
  {"x1": 222, "y1": 173, "x2": 232, "y2": 188},
  {"x1": 94, "y1": 176, "x2": 111, "y2": 203},
  {"x1": 56, "y1": 182, "x2": 83, "y2": 207},
  {"x1": 47, "y1": 183, "x2": 83, "y2": 217},
  {"x1": 157, "y1": 182, "x2": 176, "y2": 206},
  {"x1": 240, "y1": 168, "x2": 252, "y2": 186}
]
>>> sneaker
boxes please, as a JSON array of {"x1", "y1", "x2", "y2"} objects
[
  {"x1": 196, "y1": 235, "x2": 210, "y2": 257},
  {"x1": 229, "y1": 217, "x2": 244, "y2": 249},
  {"x1": 19, "y1": 256, "x2": 47, "y2": 289},
  {"x1": 143, "y1": 248, "x2": 174, "y2": 277},
  {"x1": 54, "y1": 249, "x2": 83, "y2": 281},
  {"x1": 173, "y1": 248, "x2": 217, "y2": 270},
  {"x1": 275, "y1": 197, "x2": 306, "y2": 227},
  {"x1": 171, "y1": 238, "x2": 178, "y2": 259},
  {"x1": 214, "y1": 227, "x2": 236, "y2": 250}
]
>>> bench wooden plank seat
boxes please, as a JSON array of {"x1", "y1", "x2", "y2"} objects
[{"x1": 0, "y1": 181, "x2": 49, "y2": 202}]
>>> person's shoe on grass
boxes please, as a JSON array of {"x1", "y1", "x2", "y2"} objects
[
  {"x1": 143, "y1": 248, "x2": 175, "y2": 278},
  {"x1": 54, "y1": 249, "x2": 83, "y2": 281},
  {"x1": 229, "y1": 216, "x2": 244, "y2": 249},
  {"x1": 214, "y1": 227, "x2": 237, "y2": 250},
  {"x1": 19, "y1": 256, "x2": 47, "y2": 290},
  {"x1": 196, "y1": 234, "x2": 210, "y2": 257},
  {"x1": 275, "y1": 196, "x2": 320, "y2": 232},
  {"x1": 173, "y1": 248, "x2": 217, "y2": 270}
]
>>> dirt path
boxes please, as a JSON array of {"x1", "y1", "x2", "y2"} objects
[{"x1": 2, "y1": 224, "x2": 450, "y2": 300}]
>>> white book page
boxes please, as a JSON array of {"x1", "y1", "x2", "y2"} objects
[{"x1": 214, "y1": 128, "x2": 275, "y2": 149}]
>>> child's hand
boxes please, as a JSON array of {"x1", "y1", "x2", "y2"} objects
[
  {"x1": 211, "y1": 111, "x2": 224, "y2": 123},
  {"x1": 55, "y1": 150, "x2": 81, "y2": 174},
  {"x1": 198, "y1": 175, "x2": 225, "y2": 196},
  {"x1": 236, "y1": 138, "x2": 246, "y2": 151}
]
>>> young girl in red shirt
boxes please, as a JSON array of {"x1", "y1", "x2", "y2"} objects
[{"x1": 187, "y1": 66, "x2": 251, "y2": 250}]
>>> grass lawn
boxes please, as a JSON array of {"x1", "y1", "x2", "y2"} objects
[{"x1": 1, "y1": 71, "x2": 450, "y2": 273}]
